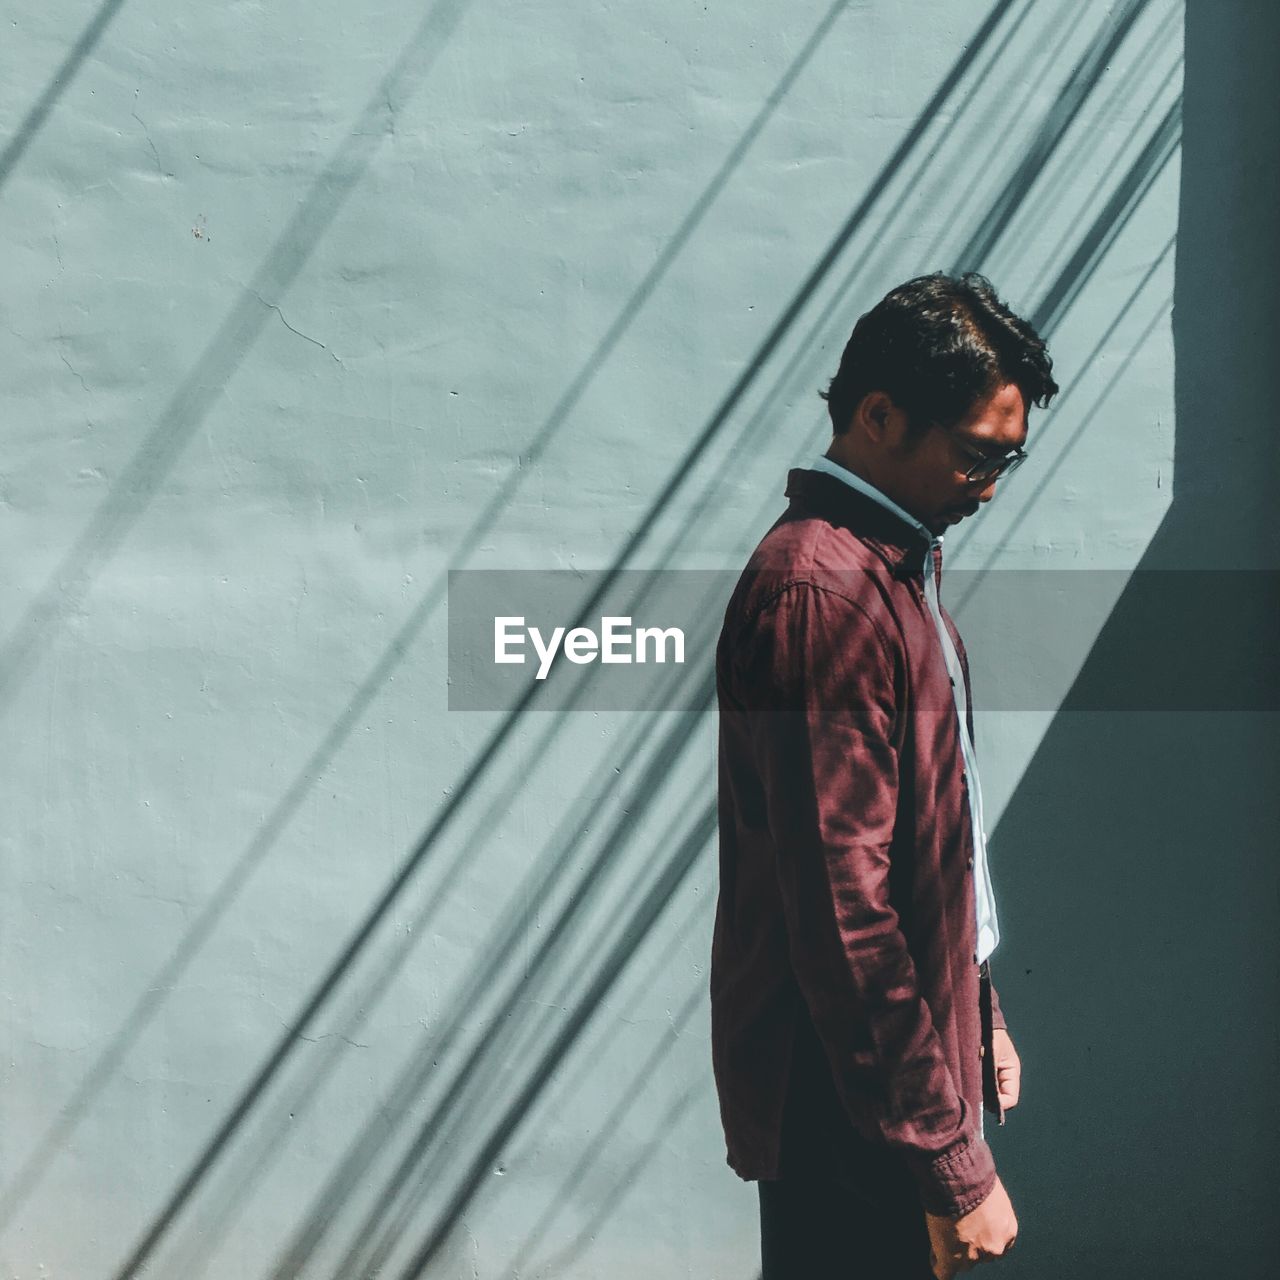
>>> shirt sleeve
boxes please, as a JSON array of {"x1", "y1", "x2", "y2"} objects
[
  {"x1": 735, "y1": 580, "x2": 996, "y2": 1217},
  {"x1": 989, "y1": 974, "x2": 1008, "y2": 1031}
]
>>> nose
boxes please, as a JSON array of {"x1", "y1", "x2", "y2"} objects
[{"x1": 975, "y1": 476, "x2": 999, "y2": 504}]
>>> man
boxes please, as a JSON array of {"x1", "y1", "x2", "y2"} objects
[{"x1": 710, "y1": 273, "x2": 1058, "y2": 1278}]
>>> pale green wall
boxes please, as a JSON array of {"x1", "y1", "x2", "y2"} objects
[{"x1": 0, "y1": 0, "x2": 1271, "y2": 1276}]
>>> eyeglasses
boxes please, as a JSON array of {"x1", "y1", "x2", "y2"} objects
[{"x1": 956, "y1": 442, "x2": 1027, "y2": 484}]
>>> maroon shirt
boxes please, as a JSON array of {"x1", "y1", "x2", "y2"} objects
[{"x1": 710, "y1": 467, "x2": 1007, "y2": 1218}]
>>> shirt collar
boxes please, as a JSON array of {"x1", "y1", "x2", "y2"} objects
[
  {"x1": 785, "y1": 458, "x2": 939, "y2": 576},
  {"x1": 808, "y1": 455, "x2": 938, "y2": 547}
]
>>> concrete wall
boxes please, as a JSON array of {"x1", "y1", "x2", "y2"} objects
[{"x1": 0, "y1": 0, "x2": 1271, "y2": 1276}]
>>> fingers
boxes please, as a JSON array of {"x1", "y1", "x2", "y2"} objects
[
  {"x1": 937, "y1": 1244, "x2": 980, "y2": 1274},
  {"x1": 978, "y1": 1234, "x2": 1017, "y2": 1262},
  {"x1": 930, "y1": 1246, "x2": 970, "y2": 1279},
  {"x1": 995, "y1": 1066, "x2": 1020, "y2": 1109}
]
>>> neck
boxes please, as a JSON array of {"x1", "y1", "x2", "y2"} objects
[{"x1": 822, "y1": 447, "x2": 907, "y2": 514}]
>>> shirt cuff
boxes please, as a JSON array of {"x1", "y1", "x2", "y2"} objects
[{"x1": 906, "y1": 1130, "x2": 998, "y2": 1218}]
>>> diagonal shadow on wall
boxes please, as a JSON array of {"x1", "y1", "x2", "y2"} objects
[
  {"x1": 949, "y1": 0, "x2": 1152, "y2": 274},
  {"x1": 0, "y1": 0, "x2": 852, "y2": 1232},
  {"x1": 85, "y1": 2, "x2": 1187, "y2": 1269},
  {"x1": 0, "y1": 0, "x2": 475, "y2": 717},
  {"x1": 492, "y1": 973, "x2": 710, "y2": 1280},
  {"x1": 88, "y1": 6, "x2": 1028, "y2": 1274},
  {"x1": 122, "y1": 5, "x2": 1177, "y2": 1274},
  {"x1": 279, "y1": 19, "x2": 1187, "y2": 1280},
  {"x1": 0, "y1": 0, "x2": 129, "y2": 192}
]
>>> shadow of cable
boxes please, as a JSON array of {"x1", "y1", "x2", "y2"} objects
[
  {"x1": 369, "y1": 803, "x2": 718, "y2": 1280},
  {"x1": 0, "y1": 0, "x2": 473, "y2": 718},
  {"x1": 169, "y1": 608, "x2": 722, "y2": 1280},
  {"x1": 918, "y1": 0, "x2": 1080, "y2": 271},
  {"x1": 493, "y1": 923, "x2": 711, "y2": 1280},
  {"x1": 520, "y1": 1078, "x2": 707, "y2": 1280},
  {"x1": 945, "y1": 103, "x2": 1182, "y2": 603},
  {"x1": 992, "y1": 5, "x2": 1181, "y2": 283},
  {"x1": 949, "y1": 0, "x2": 1153, "y2": 274},
  {"x1": 0, "y1": 0, "x2": 129, "y2": 192},
  {"x1": 1029, "y1": 97, "x2": 1180, "y2": 335},
  {"x1": 718, "y1": 0, "x2": 1163, "y2": 506}
]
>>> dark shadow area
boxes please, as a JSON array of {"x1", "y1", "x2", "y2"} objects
[{"x1": 979, "y1": 2, "x2": 1280, "y2": 1275}]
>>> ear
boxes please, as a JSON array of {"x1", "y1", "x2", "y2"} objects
[{"x1": 853, "y1": 390, "x2": 902, "y2": 444}]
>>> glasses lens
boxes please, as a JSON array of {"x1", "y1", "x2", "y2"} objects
[{"x1": 969, "y1": 451, "x2": 1024, "y2": 482}]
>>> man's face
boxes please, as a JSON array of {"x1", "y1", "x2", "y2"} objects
[{"x1": 882, "y1": 382, "x2": 1029, "y2": 536}]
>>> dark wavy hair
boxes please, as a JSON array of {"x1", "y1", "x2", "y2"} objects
[{"x1": 820, "y1": 273, "x2": 1059, "y2": 437}]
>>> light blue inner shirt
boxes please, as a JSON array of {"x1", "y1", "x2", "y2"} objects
[{"x1": 809, "y1": 455, "x2": 1000, "y2": 966}]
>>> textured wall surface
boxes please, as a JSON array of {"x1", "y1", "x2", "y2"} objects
[{"x1": 0, "y1": 0, "x2": 1272, "y2": 1276}]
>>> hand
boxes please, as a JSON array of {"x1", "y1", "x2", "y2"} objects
[
  {"x1": 925, "y1": 1176, "x2": 1018, "y2": 1279},
  {"x1": 992, "y1": 1028, "x2": 1021, "y2": 1110}
]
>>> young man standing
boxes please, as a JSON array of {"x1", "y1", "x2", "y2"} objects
[{"x1": 710, "y1": 274, "x2": 1058, "y2": 1278}]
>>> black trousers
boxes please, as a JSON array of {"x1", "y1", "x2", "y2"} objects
[
  {"x1": 759, "y1": 1013, "x2": 935, "y2": 1279},
  {"x1": 758, "y1": 1169, "x2": 934, "y2": 1279}
]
